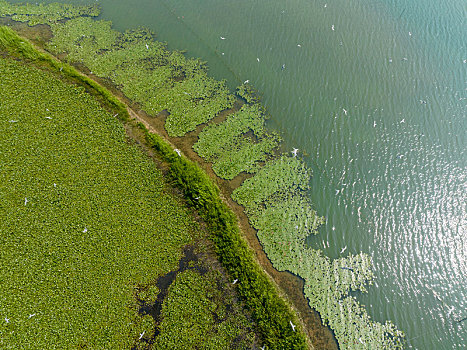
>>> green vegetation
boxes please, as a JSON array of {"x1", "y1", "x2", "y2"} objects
[
  {"x1": 0, "y1": 31, "x2": 255, "y2": 348},
  {"x1": 0, "y1": 25, "x2": 129, "y2": 122},
  {"x1": 153, "y1": 269, "x2": 254, "y2": 349},
  {"x1": 194, "y1": 104, "x2": 281, "y2": 180},
  {"x1": 46, "y1": 16, "x2": 234, "y2": 137},
  {"x1": 0, "y1": 1, "x2": 407, "y2": 347},
  {"x1": 233, "y1": 156, "x2": 405, "y2": 349},
  {"x1": 141, "y1": 129, "x2": 308, "y2": 349},
  {"x1": 0, "y1": 0, "x2": 99, "y2": 26}
]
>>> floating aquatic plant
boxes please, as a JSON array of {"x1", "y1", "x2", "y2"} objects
[
  {"x1": 0, "y1": 57, "x2": 205, "y2": 348},
  {"x1": 211, "y1": 134, "x2": 280, "y2": 179},
  {"x1": 0, "y1": 0, "x2": 99, "y2": 26},
  {"x1": 0, "y1": 2, "x2": 406, "y2": 346},
  {"x1": 232, "y1": 154, "x2": 405, "y2": 348},
  {"x1": 152, "y1": 269, "x2": 255, "y2": 349},
  {"x1": 44, "y1": 15, "x2": 233, "y2": 137}
]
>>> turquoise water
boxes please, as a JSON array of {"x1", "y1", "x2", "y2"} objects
[{"x1": 12, "y1": 0, "x2": 466, "y2": 348}]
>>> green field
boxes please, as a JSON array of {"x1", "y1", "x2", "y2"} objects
[{"x1": 0, "y1": 57, "x2": 254, "y2": 349}]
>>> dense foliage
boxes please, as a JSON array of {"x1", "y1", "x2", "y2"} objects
[
  {"x1": 0, "y1": 57, "x2": 196, "y2": 348},
  {"x1": 141, "y1": 129, "x2": 308, "y2": 349},
  {"x1": 153, "y1": 269, "x2": 255, "y2": 349},
  {"x1": 0, "y1": 30, "x2": 254, "y2": 349}
]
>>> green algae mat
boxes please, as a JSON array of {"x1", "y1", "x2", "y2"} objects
[{"x1": 0, "y1": 57, "x2": 254, "y2": 349}]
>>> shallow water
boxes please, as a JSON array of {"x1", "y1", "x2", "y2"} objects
[{"x1": 11, "y1": 0, "x2": 466, "y2": 348}]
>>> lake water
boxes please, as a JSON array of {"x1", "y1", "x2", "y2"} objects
[{"x1": 13, "y1": 0, "x2": 466, "y2": 348}]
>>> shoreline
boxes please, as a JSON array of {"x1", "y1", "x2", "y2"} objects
[
  {"x1": 0, "y1": 4, "x2": 406, "y2": 347},
  {"x1": 0, "y1": 23, "x2": 328, "y2": 349}
]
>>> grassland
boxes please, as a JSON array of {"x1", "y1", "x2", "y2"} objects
[{"x1": 0, "y1": 45, "x2": 255, "y2": 348}]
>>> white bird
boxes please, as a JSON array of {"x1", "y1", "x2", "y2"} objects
[
  {"x1": 8, "y1": 120, "x2": 18, "y2": 123},
  {"x1": 340, "y1": 246, "x2": 347, "y2": 254},
  {"x1": 297, "y1": 44, "x2": 301, "y2": 47},
  {"x1": 373, "y1": 121, "x2": 377, "y2": 128},
  {"x1": 261, "y1": 346, "x2": 266, "y2": 350},
  {"x1": 400, "y1": 118, "x2": 405, "y2": 123},
  {"x1": 83, "y1": 227, "x2": 88, "y2": 233},
  {"x1": 24, "y1": 197, "x2": 28, "y2": 205},
  {"x1": 331, "y1": 24, "x2": 335, "y2": 31},
  {"x1": 342, "y1": 108, "x2": 348, "y2": 115},
  {"x1": 28, "y1": 313, "x2": 36, "y2": 319},
  {"x1": 289, "y1": 320, "x2": 296, "y2": 331},
  {"x1": 257, "y1": 57, "x2": 260, "y2": 62},
  {"x1": 291, "y1": 148, "x2": 299, "y2": 157},
  {"x1": 332, "y1": 226, "x2": 336, "y2": 231},
  {"x1": 45, "y1": 116, "x2": 53, "y2": 120},
  {"x1": 145, "y1": 43, "x2": 149, "y2": 49},
  {"x1": 324, "y1": 4, "x2": 327, "y2": 8},
  {"x1": 408, "y1": 32, "x2": 412, "y2": 36},
  {"x1": 220, "y1": 36, "x2": 226, "y2": 40},
  {"x1": 244, "y1": 79, "x2": 249, "y2": 84},
  {"x1": 53, "y1": 183, "x2": 57, "y2": 187},
  {"x1": 174, "y1": 149, "x2": 182, "y2": 157},
  {"x1": 139, "y1": 331, "x2": 145, "y2": 340},
  {"x1": 195, "y1": 197, "x2": 200, "y2": 200},
  {"x1": 5, "y1": 317, "x2": 9, "y2": 323},
  {"x1": 335, "y1": 189, "x2": 340, "y2": 195},
  {"x1": 232, "y1": 279, "x2": 238, "y2": 284}
]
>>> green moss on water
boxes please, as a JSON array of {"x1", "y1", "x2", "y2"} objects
[
  {"x1": 233, "y1": 155, "x2": 405, "y2": 349},
  {"x1": 0, "y1": 0, "x2": 99, "y2": 26},
  {"x1": 46, "y1": 16, "x2": 234, "y2": 137},
  {"x1": 0, "y1": 57, "x2": 200, "y2": 348},
  {"x1": 194, "y1": 103, "x2": 281, "y2": 180}
]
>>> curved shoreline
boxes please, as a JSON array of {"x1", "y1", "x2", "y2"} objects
[
  {"x1": 0, "y1": 4, "x2": 405, "y2": 347},
  {"x1": 0, "y1": 24, "x2": 319, "y2": 349}
]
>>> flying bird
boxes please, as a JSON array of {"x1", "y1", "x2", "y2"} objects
[
  {"x1": 145, "y1": 43, "x2": 149, "y2": 49},
  {"x1": 340, "y1": 246, "x2": 347, "y2": 254},
  {"x1": 232, "y1": 279, "x2": 238, "y2": 284},
  {"x1": 174, "y1": 149, "x2": 182, "y2": 157},
  {"x1": 289, "y1": 321, "x2": 296, "y2": 331},
  {"x1": 291, "y1": 148, "x2": 299, "y2": 157},
  {"x1": 83, "y1": 227, "x2": 88, "y2": 233},
  {"x1": 28, "y1": 314, "x2": 36, "y2": 319},
  {"x1": 220, "y1": 36, "x2": 226, "y2": 40},
  {"x1": 342, "y1": 108, "x2": 348, "y2": 115},
  {"x1": 139, "y1": 331, "x2": 145, "y2": 340},
  {"x1": 24, "y1": 197, "x2": 28, "y2": 205}
]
